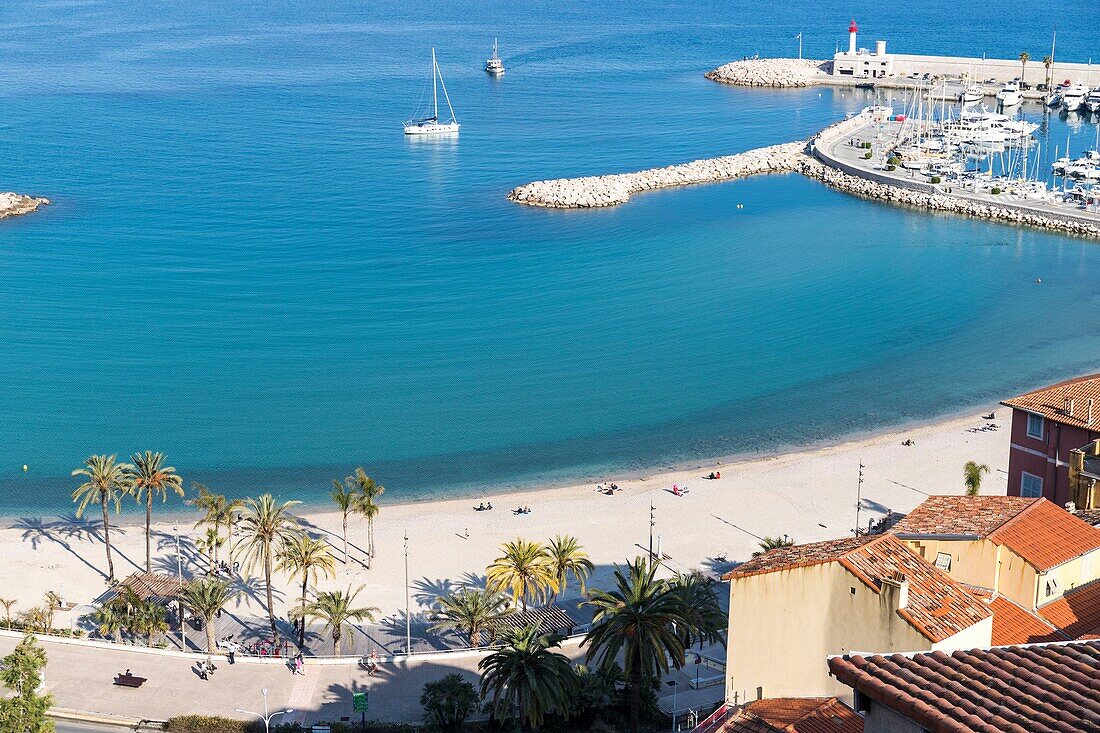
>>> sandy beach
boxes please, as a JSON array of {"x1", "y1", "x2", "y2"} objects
[{"x1": 0, "y1": 407, "x2": 1011, "y2": 628}]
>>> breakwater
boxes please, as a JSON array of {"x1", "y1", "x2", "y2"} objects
[
  {"x1": 506, "y1": 142, "x2": 808, "y2": 208},
  {"x1": 0, "y1": 193, "x2": 48, "y2": 220},
  {"x1": 705, "y1": 58, "x2": 828, "y2": 88}
]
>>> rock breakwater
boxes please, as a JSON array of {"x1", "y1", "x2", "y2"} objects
[
  {"x1": 0, "y1": 192, "x2": 49, "y2": 220},
  {"x1": 507, "y1": 142, "x2": 808, "y2": 209},
  {"x1": 705, "y1": 58, "x2": 828, "y2": 88}
]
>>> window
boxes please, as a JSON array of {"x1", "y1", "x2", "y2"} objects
[
  {"x1": 1021, "y1": 472, "x2": 1044, "y2": 498},
  {"x1": 1026, "y1": 412, "x2": 1045, "y2": 439},
  {"x1": 935, "y1": 552, "x2": 953, "y2": 572},
  {"x1": 1045, "y1": 576, "x2": 1060, "y2": 598}
]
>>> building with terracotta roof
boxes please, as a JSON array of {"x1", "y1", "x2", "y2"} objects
[
  {"x1": 715, "y1": 697, "x2": 863, "y2": 733},
  {"x1": 828, "y1": 640, "x2": 1100, "y2": 732},
  {"x1": 965, "y1": 586, "x2": 1068, "y2": 645},
  {"x1": 721, "y1": 534, "x2": 991, "y2": 703},
  {"x1": 1037, "y1": 579, "x2": 1100, "y2": 639},
  {"x1": 1001, "y1": 374, "x2": 1100, "y2": 507},
  {"x1": 892, "y1": 496, "x2": 1100, "y2": 612}
]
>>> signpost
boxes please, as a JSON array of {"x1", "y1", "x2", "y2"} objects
[{"x1": 353, "y1": 692, "x2": 368, "y2": 731}]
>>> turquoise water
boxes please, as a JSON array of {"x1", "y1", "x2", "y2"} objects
[{"x1": 2, "y1": 0, "x2": 1100, "y2": 515}]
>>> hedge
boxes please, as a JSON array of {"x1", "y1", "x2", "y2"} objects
[{"x1": 165, "y1": 717, "x2": 422, "y2": 733}]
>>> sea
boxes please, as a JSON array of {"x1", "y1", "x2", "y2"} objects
[{"x1": 1, "y1": 0, "x2": 1099, "y2": 517}]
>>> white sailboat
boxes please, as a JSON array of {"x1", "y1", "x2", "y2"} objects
[
  {"x1": 404, "y1": 48, "x2": 460, "y2": 136},
  {"x1": 485, "y1": 39, "x2": 505, "y2": 76}
]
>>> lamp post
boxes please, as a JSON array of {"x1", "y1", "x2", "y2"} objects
[
  {"x1": 404, "y1": 529, "x2": 411, "y2": 655},
  {"x1": 648, "y1": 503, "x2": 656, "y2": 564},
  {"x1": 174, "y1": 524, "x2": 185, "y2": 650},
  {"x1": 235, "y1": 687, "x2": 293, "y2": 733},
  {"x1": 666, "y1": 679, "x2": 678, "y2": 733}
]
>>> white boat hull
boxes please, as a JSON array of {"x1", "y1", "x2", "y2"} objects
[
  {"x1": 996, "y1": 92, "x2": 1022, "y2": 106},
  {"x1": 404, "y1": 122, "x2": 460, "y2": 135}
]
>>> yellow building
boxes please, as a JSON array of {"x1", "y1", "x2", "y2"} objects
[
  {"x1": 891, "y1": 496, "x2": 1100, "y2": 611},
  {"x1": 722, "y1": 534, "x2": 991, "y2": 704}
]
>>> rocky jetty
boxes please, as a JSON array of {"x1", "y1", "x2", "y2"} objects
[
  {"x1": 507, "y1": 142, "x2": 808, "y2": 208},
  {"x1": 0, "y1": 192, "x2": 49, "y2": 220},
  {"x1": 705, "y1": 58, "x2": 828, "y2": 88},
  {"x1": 798, "y1": 158, "x2": 1100, "y2": 238}
]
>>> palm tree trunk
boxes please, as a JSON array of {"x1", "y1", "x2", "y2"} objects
[
  {"x1": 206, "y1": 617, "x2": 216, "y2": 652},
  {"x1": 629, "y1": 656, "x2": 642, "y2": 733},
  {"x1": 368, "y1": 517, "x2": 374, "y2": 558},
  {"x1": 213, "y1": 518, "x2": 221, "y2": 567},
  {"x1": 333, "y1": 628, "x2": 341, "y2": 655},
  {"x1": 299, "y1": 575, "x2": 308, "y2": 648},
  {"x1": 145, "y1": 492, "x2": 153, "y2": 573},
  {"x1": 264, "y1": 542, "x2": 278, "y2": 644},
  {"x1": 101, "y1": 495, "x2": 115, "y2": 581},
  {"x1": 343, "y1": 514, "x2": 348, "y2": 565}
]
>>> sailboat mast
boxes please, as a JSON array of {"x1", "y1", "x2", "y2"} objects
[{"x1": 432, "y1": 47, "x2": 439, "y2": 121}]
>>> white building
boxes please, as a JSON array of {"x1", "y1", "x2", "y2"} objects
[{"x1": 832, "y1": 20, "x2": 894, "y2": 79}]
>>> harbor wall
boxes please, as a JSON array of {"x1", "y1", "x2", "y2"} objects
[{"x1": 885, "y1": 54, "x2": 1096, "y2": 86}]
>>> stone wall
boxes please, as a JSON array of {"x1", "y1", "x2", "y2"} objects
[{"x1": 704, "y1": 58, "x2": 828, "y2": 88}]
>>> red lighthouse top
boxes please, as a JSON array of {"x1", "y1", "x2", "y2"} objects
[{"x1": 848, "y1": 20, "x2": 858, "y2": 33}]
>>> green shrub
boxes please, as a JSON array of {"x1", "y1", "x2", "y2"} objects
[
  {"x1": 991, "y1": 187, "x2": 1001, "y2": 194},
  {"x1": 165, "y1": 716, "x2": 254, "y2": 733},
  {"x1": 885, "y1": 165, "x2": 896, "y2": 171},
  {"x1": 861, "y1": 141, "x2": 872, "y2": 149},
  {"x1": 863, "y1": 152, "x2": 873, "y2": 159},
  {"x1": 887, "y1": 155, "x2": 900, "y2": 165},
  {"x1": 931, "y1": 176, "x2": 942, "y2": 184}
]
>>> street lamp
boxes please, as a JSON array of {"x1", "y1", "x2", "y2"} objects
[
  {"x1": 404, "y1": 529, "x2": 411, "y2": 655},
  {"x1": 174, "y1": 524, "x2": 185, "y2": 650},
  {"x1": 236, "y1": 687, "x2": 294, "y2": 733},
  {"x1": 666, "y1": 679, "x2": 678, "y2": 733}
]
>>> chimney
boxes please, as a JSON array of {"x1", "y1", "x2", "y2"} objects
[
  {"x1": 880, "y1": 571, "x2": 909, "y2": 610},
  {"x1": 1066, "y1": 501, "x2": 1077, "y2": 514},
  {"x1": 1065, "y1": 398, "x2": 1075, "y2": 417},
  {"x1": 1088, "y1": 398, "x2": 1094, "y2": 426}
]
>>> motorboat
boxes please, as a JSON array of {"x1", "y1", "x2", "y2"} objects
[
  {"x1": 959, "y1": 84, "x2": 984, "y2": 104},
  {"x1": 404, "y1": 48, "x2": 460, "y2": 135},
  {"x1": 995, "y1": 80, "x2": 1022, "y2": 107},
  {"x1": 485, "y1": 38, "x2": 505, "y2": 76},
  {"x1": 1086, "y1": 85, "x2": 1100, "y2": 113},
  {"x1": 1061, "y1": 82, "x2": 1088, "y2": 112}
]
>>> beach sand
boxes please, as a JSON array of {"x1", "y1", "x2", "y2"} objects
[{"x1": 2, "y1": 408, "x2": 1009, "y2": 622}]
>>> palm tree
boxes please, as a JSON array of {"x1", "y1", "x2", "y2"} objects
[
  {"x1": 583, "y1": 558, "x2": 692, "y2": 733},
  {"x1": 88, "y1": 605, "x2": 125, "y2": 641},
  {"x1": 546, "y1": 535, "x2": 594, "y2": 598},
  {"x1": 753, "y1": 535, "x2": 795, "y2": 556},
  {"x1": 669, "y1": 573, "x2": 727, "y2": 650},
  {"x1": 331, "y1": 478, "x2": 356, "y2": 565},
  {"x1": 234, "y1": 494, "x2": 302, "y2": 644},
  {"x1": 1020, "y1": 51, "x2": 1030, "y2": 82},
  {"x1": 0, "y1": 599, "x2": 15, "y2": 629},
  {"x1": 125, "y1": 452, "x2": 184, "y2": 573},
  {"x1": 1043, "y1": 55, "x2": 1053, "y2": 89},
  {"x1": 292, "y1": 587, "x2": 378, "y2": 655},
  {"x1": 181, "y1": 578, "x2": 237, "y2": 652},
  {"x1": 131, "y1": 601, "x2": 168, "y2": 646},
  {"x1": 486, "y1": 539, "x2": 557, "y2": 612},
  {"x1": 964, "y1": 461, "x2": 991, "y2": 496},
  {"x1": 197, "y1": 527, "x2": 223, "y2": 575},
  {"x1": 277, "y1": 534, "x2": 336, "y2": 648},
  {"x1": 71, "y1": 454, "x2": 132, "y2": 581},
  {"x1": 188, "y1": 483, "x2": 241, "y2": 569},
  {"x1": 351, "y1": 468, "x2": 384, "y2": 566},
  {"x1": 478, "y1": 624, "x2": 576, "y2": 731},
  {"x1": 430, "y1": 588, "x2": 510, "y2": 648},
  {"x1": 420, "y1": 673, "x2": 478, "y2": 732}
]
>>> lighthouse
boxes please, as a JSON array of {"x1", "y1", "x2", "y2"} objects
[
  {"x1": 848, "y1": 19, "x2": 858, "y2": 55},
  {"x1": 833, "y1": 19, "x2": 893, "y2": 78}
]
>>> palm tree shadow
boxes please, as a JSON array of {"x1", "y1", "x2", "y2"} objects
[
  {"x1": 293, "y1": 516, "x2": 370, "y2": 561},
  {"x1": 411, "y1": 577, "x2": 461, "y2": 608},
  {"x1": 11, "y1": 516, "x2": 107, "y2": 580}
]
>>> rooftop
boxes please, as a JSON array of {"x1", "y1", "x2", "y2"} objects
[
  {"x1": 1001, "y1": 373, "x2": 1100, "y2": 431},
  {"x1": 1038, "y1": 580, "x2": 1100, "y2": 640},
  {"x1": 727, "y1": 535, "x2": 990, "y2": 643},
  {"x1": 892, "y1": 496, "x2": 1100, "y2": 571},
  {"x1": 971, "y1": 588, "x2": 1068, "y2": 645},
  {"x1": 829, "y1": 641, "x2": 1100, "y2": 732},
  {"x1": 97, "y1": 572, "x2": 184, "y2": 606},
  {"x1": 721, "y1": 697, "x2": 863, "y2": 733}
]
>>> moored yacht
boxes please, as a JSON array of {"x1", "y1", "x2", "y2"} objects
[
  {"x1": 1061, "y1": 82, "x2": 1088, "y2": 112},
  {"x1": 959, "y1": 84, "x2": 984, "y2": 104},
  {"x1": 995, "y1": 79, "x2": 1022, "y2": 107},
  {"x1": 1086, "y1": 85, "x2": 1100, "y2": 113},
  {"x1": 485, "y1": 38, "x2": 505, "y2": 75}
]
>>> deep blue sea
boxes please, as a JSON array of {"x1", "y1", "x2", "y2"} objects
[{"x1": 2, "y1": 0, "x2": 1099, "y2": 515}]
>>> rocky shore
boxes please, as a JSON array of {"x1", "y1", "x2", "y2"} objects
[
  {"x1": 507, "y1": 142, "x2": 808, "y2": 208},
  {"x1": 0, "y1": 192, "x2": 49, "y2": 220},
  {"x1": 705, "y1": 58, "x2": 828, "y2": 88}
]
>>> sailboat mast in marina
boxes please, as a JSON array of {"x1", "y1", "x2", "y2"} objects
[{"x1": 404, "y1": 48, "x2": 460, "y2": 135}]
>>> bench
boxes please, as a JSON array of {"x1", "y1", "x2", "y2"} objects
[{"x1": 114, "y1": 674, "x2": 147, "y2": 688}]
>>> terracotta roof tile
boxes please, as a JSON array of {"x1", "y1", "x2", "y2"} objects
[
  {"x1": 1039, "y1": 581, "x2": 1100, "y2": 640},
  {"x1": 829, "y1": 641, "x2": 1100, "y2": 733},
  {"x1": 988, "y1": 499, "x2": 1100, "y2": 571},
  {"x1": 891, "y1": 495, "x2": 1037, "y2": 537},
  {"x1": 985, "y1": 594, "x2": 1068, "y2": 646},
  {"x1": 1002, "y1": 373, "x2": 1100, "y2": 431},
  {"x1": 727, "y1": 535, "x2": 990, "y2": 643},
  {"x1": 893, "y1": 496, "x2": 1100, "y2": 572},
  {"x1": 720, "y1": 698, "x2": 863, "y2": 733}
]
